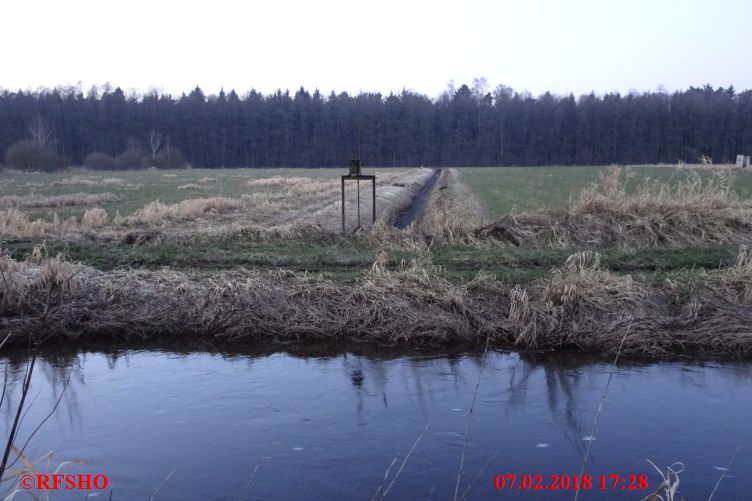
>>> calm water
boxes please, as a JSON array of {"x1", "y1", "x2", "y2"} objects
[{"x1": 0, "y1": 345, "x2": 750, "y2": 500}]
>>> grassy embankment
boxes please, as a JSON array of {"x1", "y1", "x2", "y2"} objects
[
  {"x1": 2, "y1": 165, "x2": 752, "y2": 356},
  {"x1": 0, "y1": 235, "x2": 742, "y2": 284}
]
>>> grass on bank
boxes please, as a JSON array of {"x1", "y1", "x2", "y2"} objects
[
  {"x1": 1, "y1": 237, "x2": 741, "y2": 285},
  {"x1": 474, "y1": 167, "x2": 752, "y2": 248},
  {"x1": 457, "y1": 165, "x2": 752, "y2": 216},
  {"x1": 2, "y1": 244, "x2": 751, "y2": 356}
]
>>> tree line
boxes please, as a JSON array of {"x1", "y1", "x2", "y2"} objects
[{"x1": 1, "y1": 80, "x2": 750, "y2": 170}]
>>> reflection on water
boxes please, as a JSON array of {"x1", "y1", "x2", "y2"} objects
[{"x1": 1, "y1": 343, "x2": 750, "y2": 499}]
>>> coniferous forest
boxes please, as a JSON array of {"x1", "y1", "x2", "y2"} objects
[{"x1": 1, "y1": 81, "x2": 750, "y2": 170}]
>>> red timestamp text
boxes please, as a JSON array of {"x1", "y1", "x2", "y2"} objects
[{"x1": 493, "y1": 473, "x2": 649, "y2": 492}]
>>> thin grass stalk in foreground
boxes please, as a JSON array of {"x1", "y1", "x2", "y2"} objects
[
  {"x1": 148, "y1": 468, "x2": 176, "y2": 500},
  {"x1": 5, "y1": 371, "x2": 71, "y2": 472},
  {"x1": 573, "y1": 320, "x2": 631, "y2": 501},
  {"x1": 378, "y1": 419, "x2": 431, "y2": 499},
  {"x1": 0, "y1": 367, "x2": 7, "y2": 411},
  {"x1": 372, "y1": 454, "x2": 400, "y2": 500},
  {"x1": 453, "y1": 337, "x2": 491, "y2": 501},
  {"x1": 643, "y1": 460, "x2": 684, "y2": 501},
  {"x1": 707, "y1": 444, "x2": 741, "y2": 500},
  {"x1": 0, "y1": 334, "x2": 12, "y2": 352},
  {"x1": 238, "y1": 462, "x2": 263, "y2": 500},
  {"x1": 460, "y1": 450, "x2": 498, "y2": 500},
  {"x1": 0, "y1": 352, "x2": 36, "y2": 481}
]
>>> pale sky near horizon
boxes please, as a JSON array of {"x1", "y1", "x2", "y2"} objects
[{"x1": 2, "y1": 0, "x2": 750, "y2": 98}]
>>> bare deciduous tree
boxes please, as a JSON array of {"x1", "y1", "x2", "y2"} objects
[
  {"x1": 28, "y1": 116, "x2": 54, "y2": 147},
  {"x1": 471, "y1": 77, "x2": 489, "y2": 101},
  {"x1": 148, "y1": 130, "x2": 162, "y2": 161}
]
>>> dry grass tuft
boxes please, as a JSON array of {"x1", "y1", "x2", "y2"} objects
[
  {"x1": 52, "y1": 176, "x2": 129, "y2": 187},
  {"x1": 153, "y1": 221, "x2": 314, "y2": 244},
  {"x1": 0, "y1": 210, "x2": 78, "y2": 239},
  {"x1": 719, "y1": 244, "x2": 752, "y2": 304},
  {"x1": 247, "y1": 176, "x2": 313, "y2": 187},
  {"x1": 129, "y1": 197, "x2": 244, "y2": 224},
  {"x1": 0, "y1": 249, "x2": 29, "y2": 308},
  {"x1": 177, "y1": 183, "x2": 204, "y2": 190},
  {"x1": 81, "y1": 208, "x2": 108, "y2": 227},
  {"x1": 0, "y1": 192, "x2": 115, "y2": 209},
  {"x1": 574, "y1": 166, "x2": 742, "y2": 215},
  {"x1": 39, "y1": 254, "x2": 82, "y2": 294},
  {"x1": 509, "y1": 285, "x2": 537, "y2": 346},
  {"x1": 1, "y1": 447, "x2": 86, "y2": 500},
  {"x1": 197, "y1": 177, "x2": 217, "y2": 184},
  {"x1": 0, "y1": 248, "x2": 81, "y2": 311},
  {"x1": 419, "y1": 170, "x2": 481, "y2": 243}
]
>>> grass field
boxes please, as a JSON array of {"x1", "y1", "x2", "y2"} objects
[
  {"x1": 456, "y1": 165, "x2": 752, "y2": 216},
  {"x1": 4, "y1": 164, "x2": 750, "y2": 219},
  {"x1": 0, "y1": 167, "x2": 412, "y2": 218}
]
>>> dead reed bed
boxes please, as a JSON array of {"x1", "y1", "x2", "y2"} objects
[
  {"x1": 2, "y1": 245, "x2": 751, "y2": 356},
  {"x1": 81, "y1": 208, "x2": 109, "y2": 227},
  {"x1": 239, "y1": 188, "x2": 334, "y2": 213},
  {"x1": 52, "y1": 176, "x2": 130, "y2": 187},
  {"x1": 0, "y1": 207, "x2": 107, "y2": 238},
  {"x1": 418, "y1": 169, "x2": 482, "y2": 243},
  {"x1": 478, "y1": 167, "x2": 752, "y2": 247},
  {"x1": 575, "y1": 166, "x2": 742, "y2": 214},
  {"x1": 143, "y1": 221, "x2": 320, "y2": 245},
  {"x1": 0, "y1": 195, "x2": 245, "y2": 239},
  {"x1": 127, "y1": 197, "x2": 244, "y2": 224},
  {"x1": 0, "y1": 169, "x2": 432, "y2": 242},
  {"x1": 0, "y1": 192, "x2": 115, "y2": 209},
  {"x1": 177, "y1": 183, "x2": 205, "y2": 190},
  {"x1": 246, "y1": 176, "x2": 314, "y2": 187},
  {"x1": 0, "y1": 210, "x2": 78, "y2": 239}
]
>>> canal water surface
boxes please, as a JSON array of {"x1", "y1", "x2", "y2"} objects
[{"x1": 0, "y1": 345, "x2": 749, "y2": 499}]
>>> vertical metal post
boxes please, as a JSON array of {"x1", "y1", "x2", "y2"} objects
[
  {"x1": 341, "y1": 176, "x2": 346, "y2": 234},
  {"x1": 357, "y1": 177, "x2": 361, "y2": 228},
  {"x1": 341, "y1": 174, "x2": 376, "y2": 233}
]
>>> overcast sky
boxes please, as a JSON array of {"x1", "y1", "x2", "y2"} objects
[{"x1": 2, "y1": 0, "x2": 750, "y2": 98}]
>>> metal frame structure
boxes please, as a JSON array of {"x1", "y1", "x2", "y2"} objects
[{"x1": 341, "y1": 160, "x2": 375, "y2": 234}]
